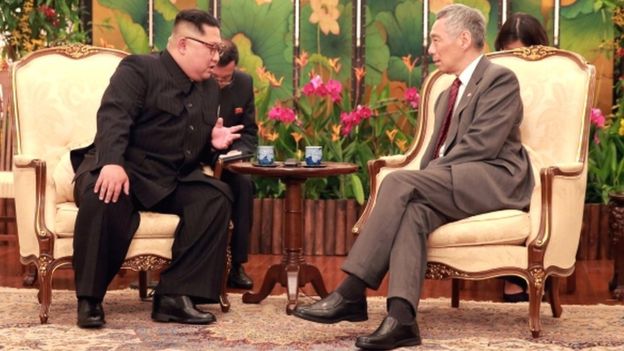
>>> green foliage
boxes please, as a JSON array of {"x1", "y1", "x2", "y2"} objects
[
  {"x1": 253, "y1": 68, "x2": 419, "y2": 204},
  {"x1": 586, "y1": 2, "x2": 624, "y2": 203},
  {"x1": 1, "y1": 0, "x2": 88, "y2": 60}
]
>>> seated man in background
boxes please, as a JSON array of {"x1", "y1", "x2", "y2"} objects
[
  {"x1": 70, "y1": 9, "x2": 243, "y2": 328},
  {"x1": 292, "y1": 4, "x2": 534, "y2": 350},
  {"x1": 212, "y1": 39, "x2": 258, "y2": 290}
]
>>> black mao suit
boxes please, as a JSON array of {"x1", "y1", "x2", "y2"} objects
[
  {"x1": 216, "y1": 70, "x2": 258, "y2": 265},
  {"x1": 71, "y1": 50, "x2": 232, "y2": 302}
]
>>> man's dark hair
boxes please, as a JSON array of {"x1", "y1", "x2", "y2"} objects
[
  {"x1": 218, "y1": 39, "x2": 239, "y2": 66},
  {"x1": 174, "y1": 9, "x2": 220, "y2": 33},
  {"x1": 494, "y1": 13, "x2": 549, "y2": 51}
]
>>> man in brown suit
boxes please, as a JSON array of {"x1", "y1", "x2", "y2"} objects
[{"x1": 293, "y1": 4, "x2": 534, "y2": 350}]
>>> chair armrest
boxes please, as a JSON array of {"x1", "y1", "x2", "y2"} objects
[
  {"x1": 13, "y1": 154, "x2": 41, "y2": 168},
  {"x1": 529, "y1": 161, "x2": 586, "y2": 270}
]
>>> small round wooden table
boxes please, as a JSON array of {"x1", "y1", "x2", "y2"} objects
[{"x1": 226, "y1": 161, "x2": 358, "y2": 313}]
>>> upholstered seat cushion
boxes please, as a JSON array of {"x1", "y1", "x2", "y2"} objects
[
  {"x1": 427, "y1": 210, "x2": 530, "y2": 248},
  {"x1": 55, "y1": 202, "x2": 179, "y2": 239}
]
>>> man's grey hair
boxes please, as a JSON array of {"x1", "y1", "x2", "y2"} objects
[{"x1": 437, "y1": 4, "x2": 486, "y2": 49}]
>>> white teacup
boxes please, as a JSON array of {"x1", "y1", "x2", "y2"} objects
[
  {"x1": 257, "y1": 145, "x2": 275, "y2": 166},
  {"x1": 305, "y1": 146, "x2": 323, "y2": 166}
]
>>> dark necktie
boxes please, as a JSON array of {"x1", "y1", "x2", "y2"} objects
[{"x1": 432, "y1": 77, "x2": 462, "y2": 159}]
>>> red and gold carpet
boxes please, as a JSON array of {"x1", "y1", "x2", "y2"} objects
[{"x1": 0, "y1": 287, "x2": 622, "y2": 350}]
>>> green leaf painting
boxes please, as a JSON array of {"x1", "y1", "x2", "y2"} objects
[
  {"x1": 221, "y1": 0, "x2": 293, "y2": 101},
  {"x1": 299, "y1": 0, "x2": 352, "y2": 82},
  {"x1": 373, "y1": 0, "x2": 421, "y2": 85}
]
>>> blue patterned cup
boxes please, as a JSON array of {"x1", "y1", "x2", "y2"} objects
[
  {"x1": 305, "y1": 146, "x2": 323, "y2": 166},
  {"x1": 257, "y1": 145, "x2": 275, "y2": 166}
]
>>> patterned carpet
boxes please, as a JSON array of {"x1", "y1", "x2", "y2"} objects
[{"x1": 0, "y1": 287, "x2": 623, "y2": 350}]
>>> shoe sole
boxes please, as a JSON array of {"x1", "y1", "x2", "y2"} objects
[
  {"x1": 292, "y1": 310, "x2": 368, "y2": 324},
  {"x1": 355, "y1": 337, "x2": 422, "y2": 350},
  {"x1": 77, "y1": 320, "x2": 105, "y2": 328},
  {"x1": 152, "y1": 313, "x2": 215, "y2": 325}
]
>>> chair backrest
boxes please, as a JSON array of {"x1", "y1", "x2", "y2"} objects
[
  {"x1": 12, "y1": 45, "x2": 127, "y2": 173},
  {"x1": 396, "y1": 47, "x2": 595, "y2": 245},
  {"x1": 11, "y1": 45, "x2": 127, "y2": 240}
]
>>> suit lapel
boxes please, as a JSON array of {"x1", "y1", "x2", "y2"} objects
[{"x1": 444, "y1": 57, "x2": 489, "y2": 149}]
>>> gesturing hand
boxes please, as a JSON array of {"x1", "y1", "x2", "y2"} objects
[
  {"x1": 94, "y1": 164, "x2": 130, "y2": 204},
  {"x1": 211, "y1": 117, "x2": 243, "y2": 150}
]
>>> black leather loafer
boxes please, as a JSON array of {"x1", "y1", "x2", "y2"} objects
[
  {"x1": 227, "y1": 264, "x2": 254, "y2": 290},
  {"x1": 77, "y1": 298, "x2": 105, "y2": 328},
  {"x1": 292, "y1": 291, "x2": 367, "y2": 324},
  {"x1": 152, "y1": 294, "x2": 216, "y2": 324},
  {"x1": 355, "y1": 316, "x2": 421, "y2": 350}
]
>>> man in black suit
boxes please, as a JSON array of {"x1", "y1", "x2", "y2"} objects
[
  {"x1": 70, "y1": 9, "x2": 243, "y2": 328},
  {"x1": 211, "y1": 40, "x2": 258, "y2": 289}
]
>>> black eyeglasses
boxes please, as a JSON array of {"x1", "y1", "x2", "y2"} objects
[{"x1": 184, "y1": 36, "x2": 224, "y2": 56}]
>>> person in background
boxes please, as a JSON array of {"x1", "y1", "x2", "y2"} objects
[
  {"x1": 292, "y1": 4, "x2": 534, "y2": 349},
  {"x1": 70, "y1": 9, "x2": 243, "y2": 328},
  {"x1": 495, "y1": 12, "x2": 549, "y2": 302},
  {"x1": 211, "y1": 39, "x2": 258, "y2": 290},
  {"x1": 494, "y1": 12, "x2": 549, "y2": 51}
]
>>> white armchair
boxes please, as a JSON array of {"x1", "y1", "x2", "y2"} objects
[
  {"x1": 11, "y1": 44, "x2": 231, "y2": 323},
  {"x1": 353, "y1": 46, "x2": 595, "y2": 337}
]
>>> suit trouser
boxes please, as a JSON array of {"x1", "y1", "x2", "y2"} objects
[
  {"x1": 72, "y1": 171, "x2": 231, "y2": 301},
  {"x1": 222, "y1": 170, "x2": 253, "y2": 265},
  {"x1": 342, "y1": 169, "x2": 473, "y2": 312}
]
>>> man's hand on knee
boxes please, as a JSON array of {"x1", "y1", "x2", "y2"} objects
[{"x1": 94, "y1": 165, "x2": 130, "y2": 203}]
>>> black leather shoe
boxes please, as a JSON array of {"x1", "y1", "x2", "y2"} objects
[
  {"x1": 355, "y1": 316, "x2": 421, "y2": 350},
  {"x1": 77, "y1": 298, "x2": 105, "y2": 328},
  {"x1": 502, "y1": 291, "x2": 529, "y2": 302},
  {"x1": 292, "y1": 291, "x2": 367, "y2": 324},
  {"x1": 152, "y1": 294, "x2": 216, "y2": 324},
  {"x1": 227, "y1": 264, "x2": 253, "y2": 289}
]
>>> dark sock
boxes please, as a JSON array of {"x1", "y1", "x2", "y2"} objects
[
  {"x1": 388, "y1": 297, "x2": 415, "y2": 325},
  {"x1": 335, "y1": 274, "x2": 367, "y2": 301}
]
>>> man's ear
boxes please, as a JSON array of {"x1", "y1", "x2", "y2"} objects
[
  {"x1": 459, "y1": 30, "x2": 472, "y2": 49},
  {"x1": 174, "y1": 36, "x2": 188, "y2": 55}
]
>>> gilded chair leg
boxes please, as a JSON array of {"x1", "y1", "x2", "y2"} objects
[
  {"x1": 38, "y1": 263, "x2": 53, "y2": 324},
  {"x1": 219, "y1": 224, "x2": 233, "y2": 313},
  {"x1": 528, "y1": 279, "x2": 544, "y2": 338},
  {"x1": 548, "y1": 277, "x2": 562, "y2": 317},
  {"x1": 451, "y1": 279, "x2": 460, "y2": 308}
]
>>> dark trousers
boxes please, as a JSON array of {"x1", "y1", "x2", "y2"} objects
[
  {"x1": 342, "y1": 169, "x2": 473, "y2": 311},
  {"x1": 222, "y1": 170, "x2": 253, "y2": 265},
  {"x1": 72, "y1": 171, "x2": 231, "y2": 301}
]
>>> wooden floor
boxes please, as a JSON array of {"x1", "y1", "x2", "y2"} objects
[{"x1": 0, "y1": 240, "x2": 621, "y2": 305}]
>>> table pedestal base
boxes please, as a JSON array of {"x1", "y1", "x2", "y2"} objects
[{"x1": 242, "y1": 259, "x2": 329, "y2": 313}]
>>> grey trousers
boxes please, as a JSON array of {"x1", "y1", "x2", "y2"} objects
[{"x1": 342, "y1": 168, "x2": 473, "y2": 312}]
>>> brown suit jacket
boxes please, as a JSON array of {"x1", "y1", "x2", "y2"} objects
[{"x1": 420, "y1": 56, "x2": 534, "y2": 214}]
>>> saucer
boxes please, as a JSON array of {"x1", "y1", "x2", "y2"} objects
[
  {"x1": 303, "y1": 163, "x2": 326, "y2": 168},
  {"x1": 252, "y1": 162, "x2": 279, "y2": 168}
]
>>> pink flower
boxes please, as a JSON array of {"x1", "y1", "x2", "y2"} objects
[
  {"x1": 302, "y1": 75, "x2": 330, "y2": 97},
  {"x1": 340, "y1": 111, "x2": 357, "y2": 136},
  {"x1": 354, "y1": 105, "x2": 372, "y2": 120},
  {"x1": 590, "y1": 107, "x2": 605, "y2": 129},
  {"x1": 404, "y1": 87, "x2": 420, "y2": 109},
  {"x1": 268, "y1": 106, "x2": 297, "y2": 124},
  {"x1": 325, "y1": 79, "x2": 343, "y2": 102}
]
